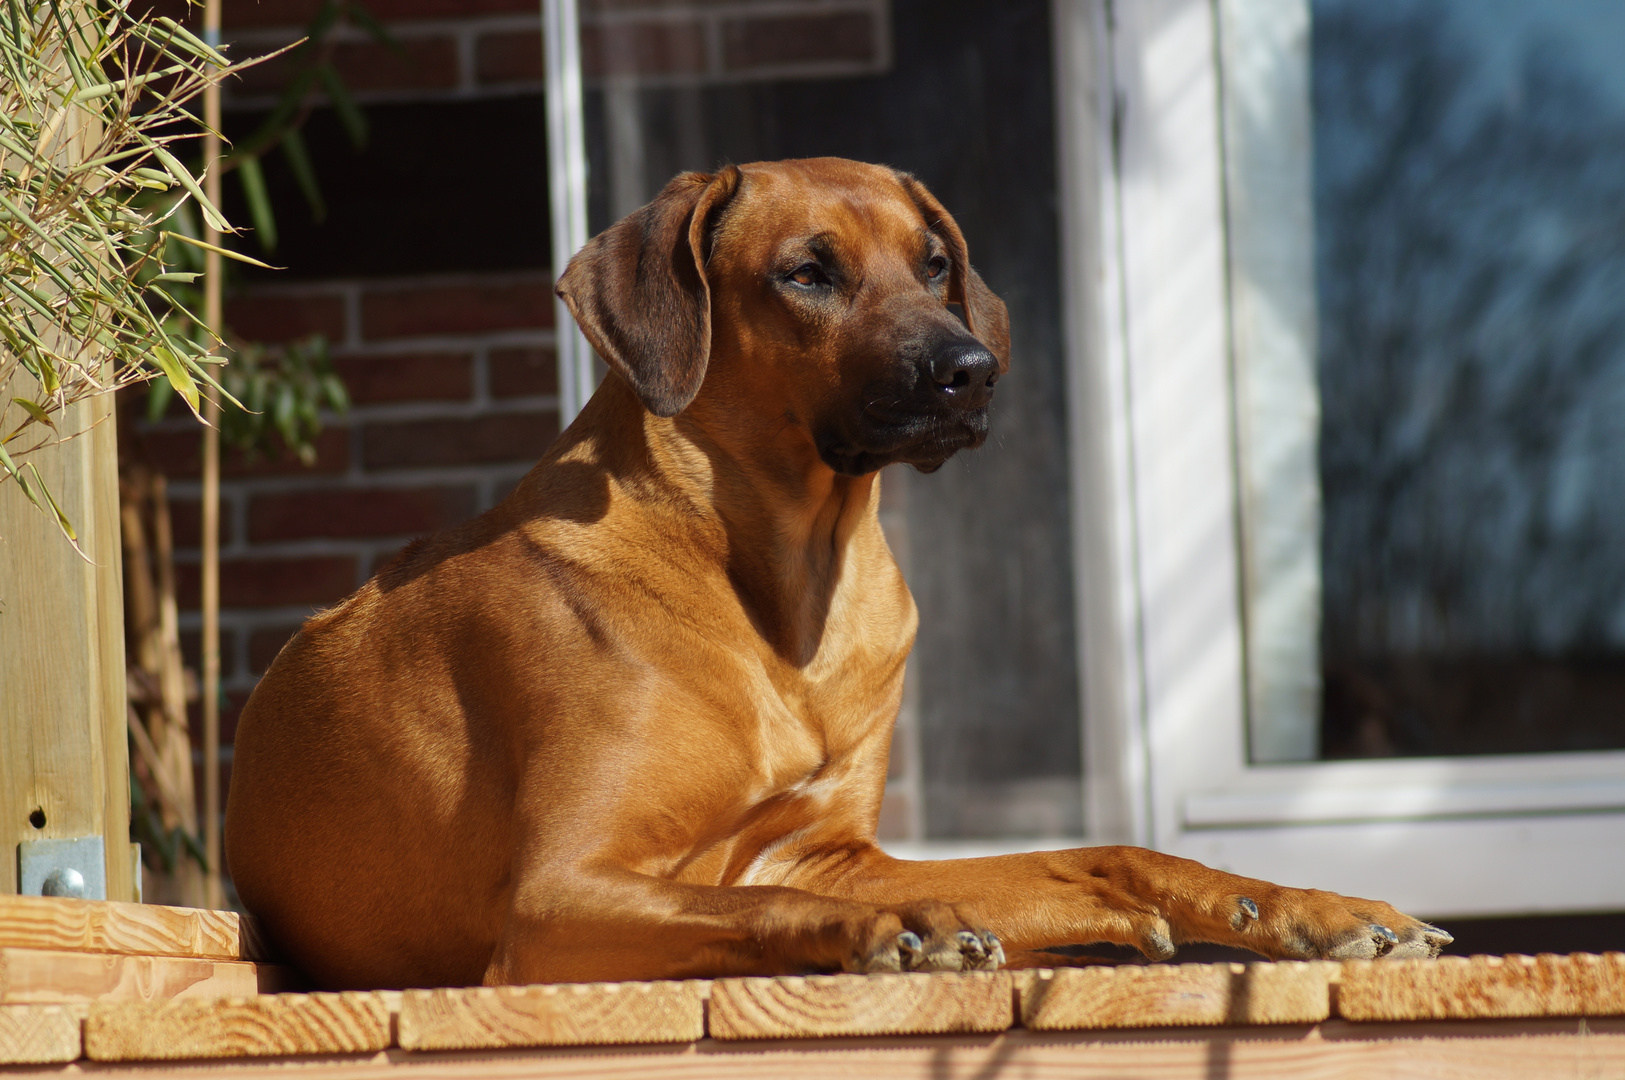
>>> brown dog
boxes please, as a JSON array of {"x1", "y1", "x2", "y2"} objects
[{"x1": 226, "y1": 158, "x2": 1450, "y2": 989}]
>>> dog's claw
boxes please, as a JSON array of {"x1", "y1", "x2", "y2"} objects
[
  {"x1": 985, "y1": 932, "x2": 1006, "y2": 969},
  {"x1": 897, "y1": 931, "x2": 924, "y2": 969},
  {"x1": 1140, "y1": 927, "x2": 1177, "y2": 961},
  {"x1": 956, "y1": 930, "x2": 987, "y2": 961},
  {"x1": 1371, "y1": 924, "x2": 1398, "y2": 956},
  {"x1": 1231, "y1": 896, "x2": 1260, "y2": 929}
]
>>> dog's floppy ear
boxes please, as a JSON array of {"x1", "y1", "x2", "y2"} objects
[
  {"x1": 895, "y1": 173, "x2": 1011, "y2": 373},
  {"x1": 555, "y1": 166, "x2": 742, "y2": 417}
]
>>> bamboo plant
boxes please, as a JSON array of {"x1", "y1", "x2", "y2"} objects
[
  {"x1": 2, "y1": 0, "x2": 380, "y2": 543},
  {"x1": 0, "y1": 0, "x2": 266, "y2": 547}
]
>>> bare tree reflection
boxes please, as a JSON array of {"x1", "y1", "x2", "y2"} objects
[{"x1": 1315, "y1": 1, "x2": 1625, "y2": 757}]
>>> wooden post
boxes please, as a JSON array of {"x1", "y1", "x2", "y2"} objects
[
  {"x1": 0, "y1": 3, "x2": 135, "y2": 901},
  {"x1": 0, "y1": 386, "x2": 136, "y2": 902},
  {"x1": 200, "y1": 0, "x2": 225, "y2": 911}
]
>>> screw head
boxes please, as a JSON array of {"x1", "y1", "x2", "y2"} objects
[{"x1": 41, "y1": 867, "x2": 86, "y2": 899}]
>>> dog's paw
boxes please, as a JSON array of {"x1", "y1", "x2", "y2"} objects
[
  {"x1": 1232, "y1": 889, "x2": 1452, "y2": 961},
  {"x1": 848, "y1": 901, "x2": 1005, "y2": 973}
]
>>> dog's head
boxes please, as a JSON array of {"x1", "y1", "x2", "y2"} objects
[{"x1": 556, "y1": 157, "x2": 1010, "y2": 476}]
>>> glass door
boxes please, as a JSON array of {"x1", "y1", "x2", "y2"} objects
[{"x1": 1080, "y1": 0, "x2": 1625, "y2": 917}]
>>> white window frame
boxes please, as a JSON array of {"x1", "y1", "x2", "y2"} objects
[{"x1": 1060, "y1": 0, "x2": 1625, "y2": 918}]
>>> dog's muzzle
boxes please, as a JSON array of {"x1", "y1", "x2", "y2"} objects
[{"x1": 818, "y1": 336, "x2": 1001, "y2": 476}]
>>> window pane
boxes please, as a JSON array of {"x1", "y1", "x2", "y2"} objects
[{"x1": 1314, "y1": 0, "x2": 1625, "y2": 757}]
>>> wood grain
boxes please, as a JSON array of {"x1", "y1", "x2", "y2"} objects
[
  {"x1": 0, "y1": 382, "x2": 133, "y2": 901},
  {"x1": 0, "y1": 946, "x2": 295, "y2": 1004},
  {"x1": 1020, "y1": 961, "x2": 1335, "y2": 1030},
  {"x1": 708, "y1": 972, "x2": 1012, "y2": 1040},
  {"x1": 0, "y1": 1004, "x2": 81, "y2": 1065},
  {"x1": 399, "y1": 981, "x2": 706, "y2": 1051},
  {"x1": 1338, "y1": 952, "x2": 1625, "y2": 1021},
  {"x1": 84, "y1": 991, "x2": 391, "y2": 1061},
  {"x1": 39, "y1": 1021, "x2": 1625, "y2": 1079},
  {"x1": 0, "y1": 894, "x2": 268, "y2": 960}
]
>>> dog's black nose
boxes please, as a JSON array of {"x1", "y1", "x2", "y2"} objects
[{"x1": 929, "y1": 342, "x2": 999, "y2": 408}]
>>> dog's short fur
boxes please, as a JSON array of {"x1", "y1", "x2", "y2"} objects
[{"x1": 226, "y1": 158, "x2": 1449, "y2": 988}]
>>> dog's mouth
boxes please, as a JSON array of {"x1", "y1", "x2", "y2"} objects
[{"x1": 817, "y1": 404, "x2": 990, "y2": 477}]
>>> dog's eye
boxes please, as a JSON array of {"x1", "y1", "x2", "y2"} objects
[
  {"x1": 926, "y1": 256, "x2": 949, "y2": 281},
  {"x1": 788, "y1": 263, "x2": 826, "y2": 288}
]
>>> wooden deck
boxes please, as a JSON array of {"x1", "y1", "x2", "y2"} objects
[{"x1": 3, "y1": 895, "x2": 1623, "y2": 1078}]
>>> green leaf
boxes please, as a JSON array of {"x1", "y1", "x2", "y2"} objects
[
  {"x1": 235, "y1": 153, "x2": 277, "y2": 252},
  {"x1": 12, "y1": 398, "x2": 54, "y2": 428},
  {"x1": 151, "y1": 345, "x2": 201, "y2": 416},
  {"x1": 34, "y1": 355, "x2": 60, "y2": 395},
  {"x1": 160, "y1": 230, "x2": 280, "y2": 269},
  {"x1": 279, "y1": 128, "x2": 325, "y2": 220},
  {"x1": 147, "y1": 142, "x2": 232, "y2": 234},
  {"x1": 29, "y1": 462, "x2": 78, "y2": 543},
  {"x1": 273, "y1": 382, "x2": 297, "y2": 442},
  {"x1": 318, "y1": 64, "x2": 367, "y2": 148}
]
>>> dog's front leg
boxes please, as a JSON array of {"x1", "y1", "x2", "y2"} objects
[
  {"x1": 482, "y1": 869, "x2": 1004, "y2": 984},
  {"x1": 791, "y1": 845, "x2": 1451, "y2": 965}
]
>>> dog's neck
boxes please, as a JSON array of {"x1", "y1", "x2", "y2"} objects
[{"x1": 579, "y1": 377, "x2": 883, "y2": 667}]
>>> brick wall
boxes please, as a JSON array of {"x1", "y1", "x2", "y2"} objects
[
  {"x1": 135, "y1": 0, "x2": 918, "y2": 875},
  {"x1": 138, "y1": 271, "x2": 559, "y2": 779},
  {"x1": 216, "y1": 0, "x2": 893, "y2": 107}
]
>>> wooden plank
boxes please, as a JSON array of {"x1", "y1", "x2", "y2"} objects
[
  {"x1": 399, "y1": 981, "x2": 706, "y2": 1051},
  {"x1": 1338, "y1": 952, "x2": 1625, "y2": 1022},
  {"x1": 84, "y1": 992, "x2": 391, "y2": 1061},
  {"x1": 0, "y1": 947, "x2": 294, "y2": 1004},
  {"x1": 0, "y1": 1004, "x2": 81, "y2": 1066},
  {"x1": 1019, "y1": 961, "x2": 1335, "y2": 1030},
  {"x1": 708, "y1": 972, "x2": 1011, "y2": 1040},
  {"x1": 32, "y1": 1020, "x2": 1625, "y2": 1079},
  {"x1": 0, "y1": 895, "x2": 267, "y2": 961}
]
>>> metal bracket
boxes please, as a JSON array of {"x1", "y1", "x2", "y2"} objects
[{"x1": 18, "y1": 836, "x2": 107, "y2": 900}]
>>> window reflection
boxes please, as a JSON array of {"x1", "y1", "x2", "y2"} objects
[{"x1": 1315, "y1": 0, "x2": 1625, "y2": 757}]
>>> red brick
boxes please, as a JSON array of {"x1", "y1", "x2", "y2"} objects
[
  {"x1": 178, "y1": 628, "x2": 240, "y2": 683},
  {"x1": 139, "y1": 426, "x2": 351, "y2": 480},
  {"x1": 489, "y1": 346, "x2": 558, "y2": 397},
  {"x1": 221, "y1": 0, "x2": 323, "y2": 29},
  {"x1": 334, "y1": 351, "x2": 473, "y2": 404},
  {"x1": 185, "y1": 691, "x2": 249, "y2": 750},
  {"x1": 177, "y1": 555, "x2": 359, "y2": 609},
  {"x1": 361, "y1": 279, "x2": 554, "y2": 340},
  {"x1": 474, "y1": 30, "x2": 542, "y2": 85},
  {"x1": 225, "y1": 292, "x2": 347, "y2": 344},
  {"x1": 584, "y1": 0, "x2": 754, "y2": 10},
  {"x1": 248, "y1": 485, "x2": 476, "y2": 542},
  {"x1": 362, "y1": 411, "x2": 558, "y2": 469},
  {"x1": 248, "y1": 624, "x2": 304, "y2": 675},
  {"x1": 581, "y1": 20, "x2": 707, "y2": 79},
  {"x1": 322, "y1": 0, "x2": 535, "y2": 21},
  {"x1": 233, "y1": 36, "x2": 459, "y2": 96},
  {"x1": 167, "y1": 497, "x2": 236, "y2": 549},
  {"x1": 722, "y1": 12, "x2": 875, "y2": 71},
  {"x1": 155, "y1": 0, "x2": 539, "y2": 31}
]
